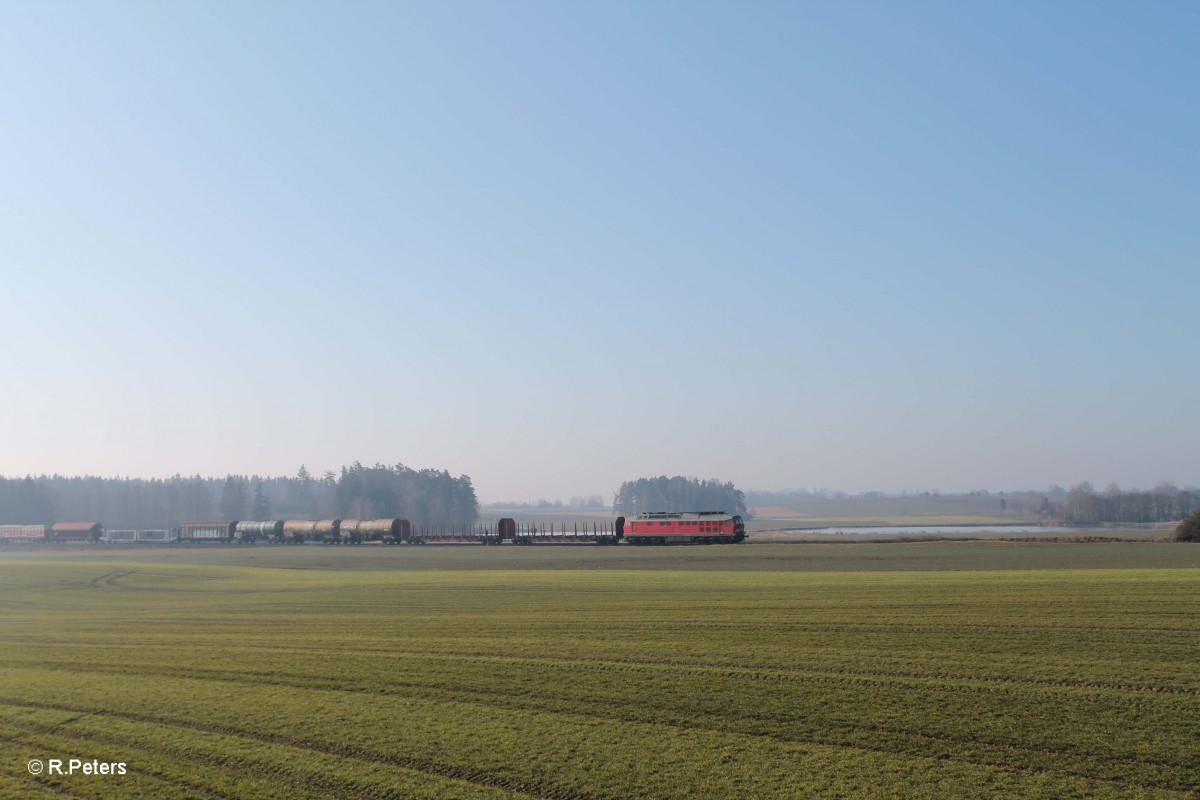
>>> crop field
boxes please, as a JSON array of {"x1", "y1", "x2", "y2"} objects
[
  {"x1": 1, "y1": 545, "x2": 1198, "y2": 799},
  {"x1": 749, "y1": 527, "x2": 1171, "y2": 544},
  {"x1": 745, "y1": 494, "x2": 1040, "y2": 522},
  {"x1": 742, "y1": 514, "x2": 1027, "y2": 532}
]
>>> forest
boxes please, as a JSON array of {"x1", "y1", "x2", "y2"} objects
[
  {"x1": 1054, "y1": 481, "x2": 1200, "y2": 525},
  {"x1": 0, "y1": 463, "x2": 478, "y2": 529},
  {"x1": 612, "y1": 476, "x2": 748, "y2": 517},
  {"x1": 745, "y1": 483, "x2": 1200, "y2": 526}
]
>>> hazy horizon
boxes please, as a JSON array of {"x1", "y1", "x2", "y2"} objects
[
  {"x1": 3, "y1": 2, "x2": 1196, "y2": 503},
  {"x1": 2, "y1": 465, "x2": 1194, "y2": 509}
]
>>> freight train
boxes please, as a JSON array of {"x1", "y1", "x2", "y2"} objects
[
  {"x1": 0, "y1": 519, "x2": 431, "y2": 545},
  {"x1": 0, "y1": 511, "x2": 746, "y2": 545},
  {"x1": 0, "y1": 523, "x2": 104, "y2": 542}
]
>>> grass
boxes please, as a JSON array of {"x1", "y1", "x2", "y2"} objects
[
  {"x1": 751, "y1": 528, "x2": 1172, "y2": 544},
  {"x1": 746, "y1": 495, "x2": 1041, "y2": 521},
  {"x1": 2, "y1": 540, "x2": 1197, "y2": 571},
  {"x1": 0, "y1": 545, "x2": 1198, "y2": 799}
]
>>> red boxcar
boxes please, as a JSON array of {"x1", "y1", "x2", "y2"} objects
[{"x1": 624, "y1": 511, "x2": 745, "y2": 545}]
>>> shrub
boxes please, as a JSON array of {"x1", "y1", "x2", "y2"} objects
[{"x1": 1174, "y1": 510, "x2": 1200, "y2": 541}]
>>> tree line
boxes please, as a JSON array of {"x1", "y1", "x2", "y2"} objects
[
  {"x1": 1053, "y1": 482, "x2": 1200, "y2": 525},
  {"x1": 612, "y1": 476, "x2": 747, "y2": 517},
  {"x1": 488, "y1": 495, "x2": 607, "y2": 510},
  {"x1": 0, "y1": 463, "x2": 478, "y2": 529}
]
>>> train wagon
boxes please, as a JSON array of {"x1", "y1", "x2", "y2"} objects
[
  {"x1": 499, "y1": 518, "x2": 516, "y2": 541},
  {"x1": 339, "y1": 519, "x2": 407, "y2": 544},
  {"x1": 47, "y1": 522, "x2": 104, "y2": 542},
  {"x1": 0, "y1": 524, "x2": 46, "y2": 543},
  {"x1": 409, "y1": 523, "x2": 491, "y2": 544},
  {"x1": 281, "y1": 519, "x2": 341, "y2": 543},
  {"x1": 235, "y1": 520, "x2": 284, "y2": 542},
  {"x1": 134, "y1": 529, "x2": 179, "y2": 543},
  {"x1": 624, "y1": 511, "x2": 745, "y2": 545},
  {"x1": 339, "y1": 519, "x2": 365, "y2": 543},
  {"x1": 509, "y1": 518, "x2": 620, "y2": 545},
  {"x1": 101, "y1": 528, "x2": 179, "y2": 543},
  {"x1": 179, "y1": 521, "x2": 237, "y2": 542}
]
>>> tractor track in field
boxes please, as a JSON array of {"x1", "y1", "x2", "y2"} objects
[
  {"x1": 2, "y1": 721, "x2": 454, "y2": 800},
  {"x1": 0, "y1": 698, "x2": 602, "y2": 800},
  {"x1": 86, "y1": 571, "x2": 133, "y2": 589},
  {"x1": 0, "y1": 695, "x2": 1193, "y2": 797},
  {"x1": 7, "y1": 646, "x2": 1200, "y2": 703},
  {"x1": 6, "y1": 778, "x2": 88, "y2": 800},
  {"x1": 0, "y1": 731, "x2": 239, "y2": 800},
  {"x1": 3, "y1": 659, "x2": 1197, "y2": 779},
  {"x1": 0, "y1": 761, "x2": 90, "y2": 800}
]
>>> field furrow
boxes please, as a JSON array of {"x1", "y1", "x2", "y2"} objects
[{"x1": 1, "y1": 553, "x2": 1197, "y2": 799}]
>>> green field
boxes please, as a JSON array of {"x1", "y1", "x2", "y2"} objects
[
  {"x1": 1, "y1": 544, "x2": 1198, "y2": 799},
  {"x1": 744, "y1": 514, "x2": 1037, "y2": 532}
]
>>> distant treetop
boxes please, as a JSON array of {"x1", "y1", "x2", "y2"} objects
[{"x1": 613, "y1": 476, "x2": 747, "y2": 518}]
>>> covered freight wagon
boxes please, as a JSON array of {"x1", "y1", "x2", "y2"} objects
[
  {"x1": 179, "y1": 521, "x2": 236, "y2": 542},
  {"x1": 104, "y1": 529, "x2": 179, "y2": 543},
  {"x1": 134, "y1": 529, "x2": 178, "y2": 543},
  {"x1": 47, "y1": 522, "x2": 104, "y2": 542},
  {"x1": 0, "y1": 524, "x2": 46, "y2": 542}
]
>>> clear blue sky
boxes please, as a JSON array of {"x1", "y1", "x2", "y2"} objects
[{"x1": 1, "y1": 1, "x2": 1196, "y2": 501}]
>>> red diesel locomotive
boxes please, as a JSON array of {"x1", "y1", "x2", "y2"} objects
[{"x1": 623, "y1": 511, "x2": 745, "y2": 545}]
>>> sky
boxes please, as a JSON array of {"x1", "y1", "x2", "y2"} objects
[{"x1": 1, "y1": 1, "x2": 1197, "y2": 502}]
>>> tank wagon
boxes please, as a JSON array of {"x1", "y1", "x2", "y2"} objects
[
  {"x1": 279, "y1": 519, "x2": 341, "y2": 543},
  {"x1": 340, "y1": 519, "x2": 407, "y2": 544},
  {"x1": 624, "y1": 511, "x2": 744, "y2": 545},
  {"x1": 235, "y1": 520, "x2": 284, "y2": 543}
]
